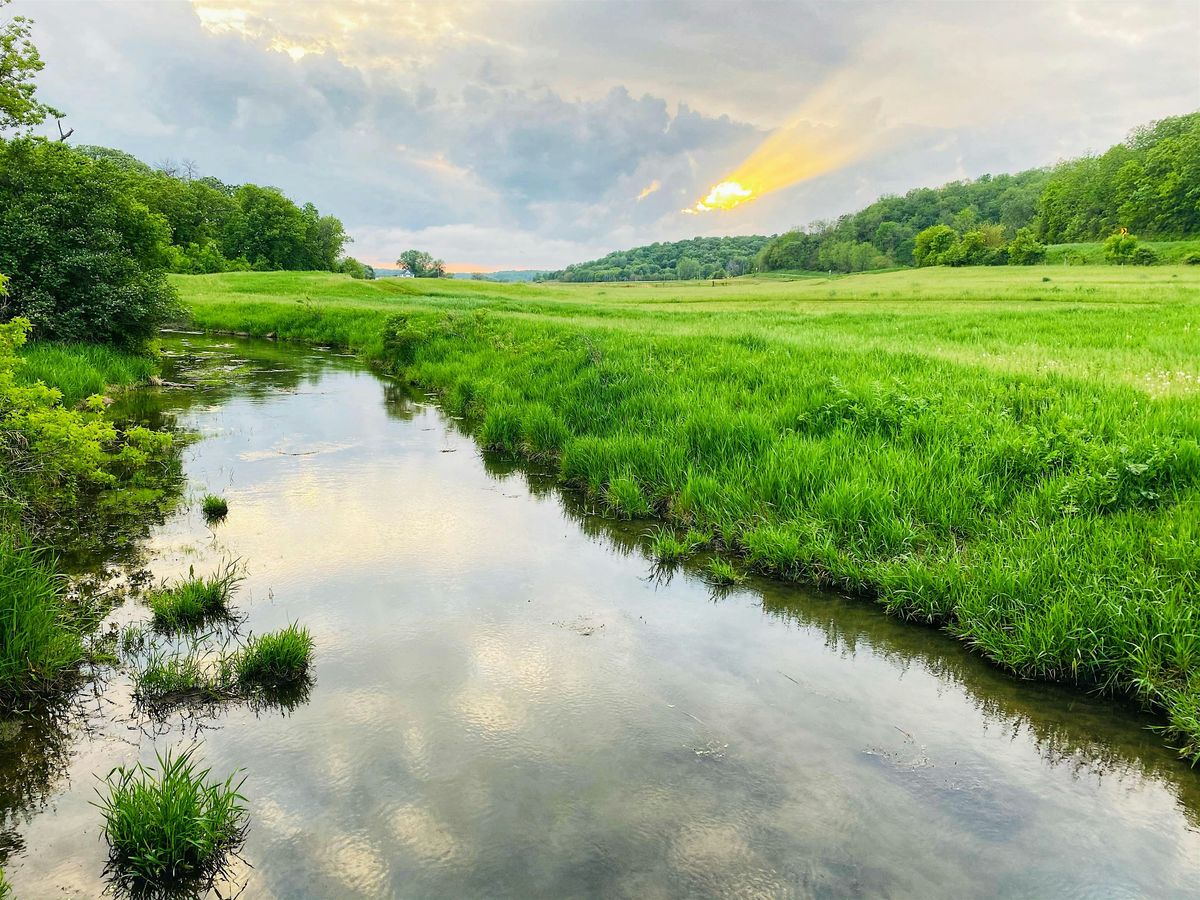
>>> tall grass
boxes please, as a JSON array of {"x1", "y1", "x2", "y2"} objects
[
  {"x1": 0, "y1": 537, "x2": 85, "y2": 695},
  {"x1": 95, "y1": 745, "x2": 246, "y2": 894},
  {"x1": 178, "y1": 267, "x2": 1200, "y2": 759},
  {"x1": 17, "y1": 342, "x2": 157, "y2": 406}
]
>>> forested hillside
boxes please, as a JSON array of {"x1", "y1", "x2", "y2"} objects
[
  {"x1": 549, "y1": 112, "x2": 1198, "y2": 280},
  {"x1": 755, "y1": 111, "x2": 1198, "y2": 273},
  {"x1": 548, "y1": 235, "x2": 769, "y2": 282}
]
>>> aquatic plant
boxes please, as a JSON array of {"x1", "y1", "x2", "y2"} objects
[
  {"x1": 201, "y1": 494, "x2": 228, "y2": 520},
  {"x1": 232, "y1": 624, "x2": 314, "y2": 688},
  {"x1": 95, "y1": 746, "x2": 246, "y2": 894},
  {"x1": 705, "y1": 557, "x2": 747, "y2": 586},
  {"x1": 147, "y1": 562, "x2": 243, "y2": 632}
]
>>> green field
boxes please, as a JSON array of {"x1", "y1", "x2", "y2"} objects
[{"x1": 177, "y1": 266, "x2": 1200, "y2": 758}]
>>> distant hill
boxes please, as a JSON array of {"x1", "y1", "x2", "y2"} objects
[
  {"x1": 452, "y1": 270, "x2": 547, "y2": 282},
  {"x1": 373, "y1": 268, "x2": 546, "y2": 282},
  {"x1": 549, "y1": 235, "x2": 770, "y2": 282}
]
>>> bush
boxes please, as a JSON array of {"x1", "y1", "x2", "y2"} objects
[
  {"x1": 1131, "y1": 246, "x2": 1159, "y2": 266},
  {"x1": 1183, "y1": 252, "x2": 1200, "y2": 265},
  {"x1": 1104, "y1": 230, "x2": 1140, "y2": 265},
  {"x1": 95, "y1": 746, "x2": 247, "y2": 893},
  {"x1": 0, "y1": 138, "x2": 181, "y2": 347}
]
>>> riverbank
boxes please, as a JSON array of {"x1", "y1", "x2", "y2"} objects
[{"x1": 178, "y1": 266, "x2": 1200, "y2": 759}]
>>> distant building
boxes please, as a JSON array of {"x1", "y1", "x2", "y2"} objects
[{"x1": 396, "y1": 269, "x2": 415, "y2": 278}]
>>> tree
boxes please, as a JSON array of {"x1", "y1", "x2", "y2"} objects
[
  {"x1": 0, "y1": 0, "x2": 61, "y2": 133},
  {"x1": 0, "y1": 138, "x2": 179, "y2": 346},
  {"x1": 1006, "y1": 227, "x2": 1046, "y2": 265},
  {"x1": 913, "y1": 225, "x2": 958, "y2": 266},
  {"x1": 675, "y1": 256, "x2": 700, "y2": 280},
  {"x1": 397, "y1": 250, "x2": 446, "y2": 278},
  {"x1": 223, "y1": 185, "x2": 308, "y2": 270},
  {"x1": 337, "y1": 257, "x2": 375, "y2": 280}
]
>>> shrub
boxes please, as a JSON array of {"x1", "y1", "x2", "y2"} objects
[
  {"x1": 1183, "y1": 252, "x2": 1200, "y2": 265},
  {"x1": 1131, "y1": 246, "x2": 1158, "y2": 266},
  {"x1": 95, "y1": 746, "x2": 247, "y2": 893},
  {"x1": 1104, "y1": 230, "x2": 1139, "y2": 265},
  {"x1": 0, "y1": 138, "x2": 181, "y2": 347}
]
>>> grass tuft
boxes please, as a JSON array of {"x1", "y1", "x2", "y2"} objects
[
  {"x1": 201, "y1": 494, "x2": 228, "y2": 520},
  {"x1": 232, "y1": 624, "x2": 314, "y2": 688},
  {"x1": 95, "y1": 745, "x2": 246, "y2": 894},
  {"x1": 705, "y1": 557, "x2": 747, "y2": 586},
  {"x1": 147, "y1": 562, "x2": 242, "y2": 632}
]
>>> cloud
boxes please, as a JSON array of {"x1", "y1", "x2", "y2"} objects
[{"x1": 14, "y1": 0, "x2": 1200, "y2": 268}]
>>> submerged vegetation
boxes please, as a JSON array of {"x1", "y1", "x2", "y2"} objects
[
  {"x1": 95, "y1": 746, "x2": 247, "y2": 894},
  {"x1": 181, "y1": 265, "x2": 1200, "y2": 759}
]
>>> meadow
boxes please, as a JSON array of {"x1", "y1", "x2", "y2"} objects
[{"x1": 178, "y1": 266, "x2": 1200, "y2": 758}]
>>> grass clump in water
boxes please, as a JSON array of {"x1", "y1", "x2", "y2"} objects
[
  {"x1": 95, "y1": 745, "x2": 246, "y2": 895},
  {"x1": 201, "y1": 494, "x2": 228, "y2": 521},
  {"x1": 133, "y1": 643, "x2": 234, "y2": 708},
  {"x1": 147, "y1": 562, "x2": 242, "y2": 632},
  {"x1": 705, "y1": 557, "x2": 747, "y2": 586},
  {"x1": 648, "y1": 527, "x2": 707, "y2": 564},
  {"x1": 232, "y1": 624, "x2": 314, "y2": 688}
]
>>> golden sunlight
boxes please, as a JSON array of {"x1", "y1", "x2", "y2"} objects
[{"x1": 682, "y1": 180, "x2": 754, "y2": 214}]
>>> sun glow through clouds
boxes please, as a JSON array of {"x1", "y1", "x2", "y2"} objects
[{"x1": 682, "y1": 180, "x2": 754, "y2": 214}]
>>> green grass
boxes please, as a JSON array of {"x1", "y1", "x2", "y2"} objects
[
  {"x1": 0, "y1": 536, "x2": 86, "y2": 696},
  {"x1": 201, "y1": 494, "x2": 228, "y2": 520},
  {"x1": 177, "y1": 266, "x2": 1200, "y2": 759},
  {"x1": 705, "y1": 557, "x2": 747, "y2": 586},
  {"x1": 147, "y1": 562, "x2": 242, "y2": 631},
  {"x1": 16, "y1": 341, "x2": 157, "y2": 405},
  {"x1": 95, "y1": 745, "x2": 247, "y2": 894},
  {"x1": 232, "y1": 624, "x2": 314, "y2": 688},
  {"x1": 133, "y1": 642, "x2": 234, "y2": 707},
  {"x1": 1044, "y1": 238, "x2": 1200, "y2": 266}
]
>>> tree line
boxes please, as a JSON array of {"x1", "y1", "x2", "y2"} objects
[
  {"x1": 756, "y1": 111, "x2": 1199, "y2": 273},
  {"x1": 547, "y1": 236, "x2": 769, "y2": 282}
]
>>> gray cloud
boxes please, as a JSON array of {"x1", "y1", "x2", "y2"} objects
[{"x1": 14, "y1": 0, "x2": 1200, "y2": 269}]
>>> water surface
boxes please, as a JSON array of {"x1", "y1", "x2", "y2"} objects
[{"x1": 4, "y1": 334, "x2": 1200, "y2": 898}]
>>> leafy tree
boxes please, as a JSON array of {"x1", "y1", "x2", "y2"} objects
[
  {"x1": 675, "y1": 256, "x2": 700, "y2": 280},
  {"x1": 397, "y1": 250, "x2": 446, "y2": 278},
  {"x1": 552, "y1": 236, "x2": 769, "y2": 282},
  {"x1": 0, "y1": 138, "x2": 179, "y2": 346},
  {"x1": 222, "y1": 185, "x2": 308, "y2": 270},
  {"x1": 1006, "y1": 227, "x2": 1046, "y2": 265},
  {"x1": 336, "y1": 257, "x2": 375, "y2": 280},
  {"x1": 0, "y1": 0, "x2": 60, "y2": 133},
  {"x1": 913, "y1": 225, "x2": 958, "y2": 266}
]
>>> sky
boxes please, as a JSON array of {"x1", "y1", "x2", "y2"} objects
[{"x1": 16, "y1": 0, "x2": 1200, "y2": 271}]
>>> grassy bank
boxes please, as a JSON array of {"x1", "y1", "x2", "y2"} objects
[
  {"x1": 179, "y1": 267, "x2": 1200, "y2": 758},
  {"x1": 1, "y1": 334, "x2": 165, "y2": 697},
  {"x1": 1044, "y1": 238, "x2": 1200, "y2": 266}
]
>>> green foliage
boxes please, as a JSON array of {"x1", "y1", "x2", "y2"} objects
[
  {"x1": 16, "y1": 340, "x2": 157, "y2": 405},
  {"x1": 552, "y1": 235, "x2": 768, "y2": 282},
  {"x1": 201, "y1": 494, "x2": 228, "y2": 520},
  {"x1": 1040, "y1": 112, "x2": 1200, "y2": 242},
  {"x1": 0, "y1": 138, "x2": 181, "y2": 346},
  {"x1": 397, "y1": 249, "x2": 447, "y2": 278},
  {"x1": 232, "y1": 624, "x2": 314, "y2": 688},
  {"x1": 0, "y1": 0, "x2": 60, "y2": 132},
  {"x1": 0, "y1": 316, "x2": 173, "y2": 525},
  {"x1": 0, "y1": 536, "x2": 84, "y2": 696},
  {"x1": 95, "y1": 745, "x2": 247, "y2": 894},
  {"x1": 1105, "y1": 231, "x2": 1140, "y2": 265},
  {"x1": 179, "y1": 266, "x2": 1200, "y2": 759},
  {"x1": 336, "y1": 256, "x2": 375, "y2": 280},
  {"x1": 147, "y1": 562, "x2": 243, "y2": 632},
  {"x1": 1006, "y1": 226, "x2": 1046, "y2": 265}
]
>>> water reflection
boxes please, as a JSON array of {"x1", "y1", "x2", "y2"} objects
[{"x1": 1, "y1": 334, "x2": 1198, "y2": 898}]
